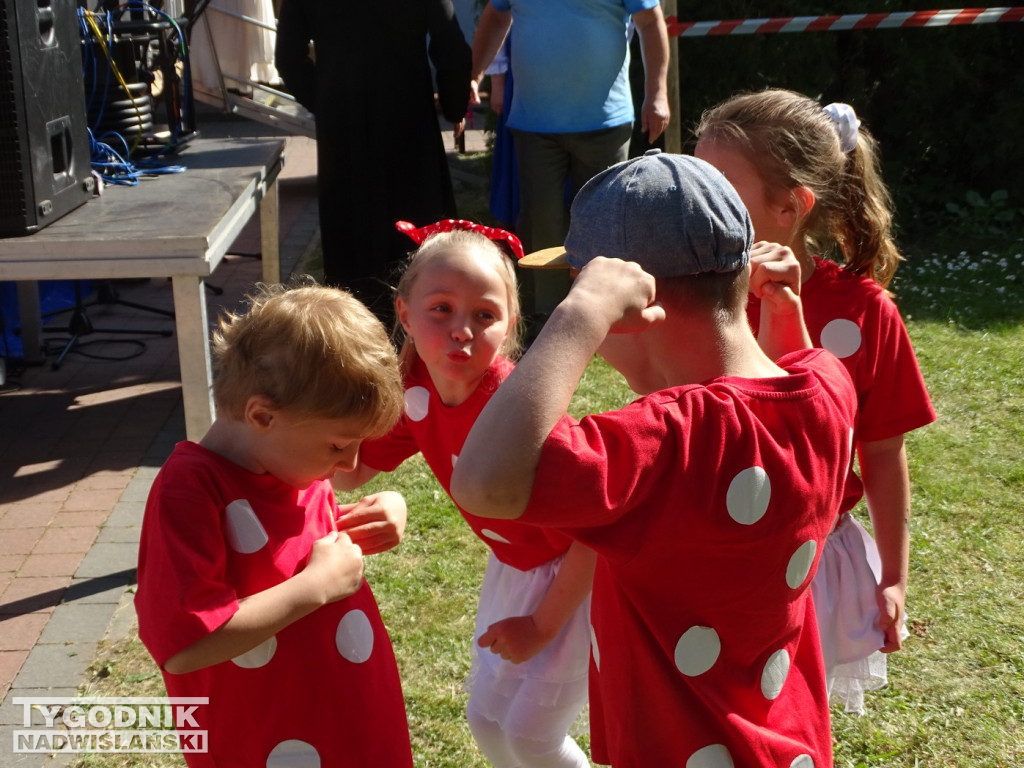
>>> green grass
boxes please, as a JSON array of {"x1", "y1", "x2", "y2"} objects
[
  {"x1": 67, "y1": 167, "x2": 1024, "y2": 766},
  {"x1": 829, "y1": 238, "x2": 1024, "y2": 768}
]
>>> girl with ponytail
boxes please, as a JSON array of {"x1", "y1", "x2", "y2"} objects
[{"x1": 696, "y1": 88, "x2": 936, "y2": 715}]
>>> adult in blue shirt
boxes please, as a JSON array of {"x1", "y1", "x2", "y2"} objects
[{"x1": 471, "y1": 0, "x2": 669, "y2": 336}]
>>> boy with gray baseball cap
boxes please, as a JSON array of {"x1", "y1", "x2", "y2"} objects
[
  {"x1": 452, "y1": 150, "x2": 857, "y2": 766},
  {"x1": 520, "y1": 149, "x2": 751, "y2": 277}
]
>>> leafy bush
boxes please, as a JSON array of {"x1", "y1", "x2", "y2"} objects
[{"x1": 944, "y1": 190, "x2": 1022, "y2": 238}]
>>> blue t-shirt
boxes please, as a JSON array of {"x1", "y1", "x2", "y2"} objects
[{"x1": 491, "y1": 0, "x2": 659, "y2": 133}]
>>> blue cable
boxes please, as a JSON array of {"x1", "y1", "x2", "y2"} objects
[{"x1": 89, "y1": 129, "x2": 187, "y2": 186}]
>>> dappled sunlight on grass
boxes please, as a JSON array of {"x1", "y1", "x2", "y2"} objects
[{"x1": 895, "y1": 240, "x2": 1024, "y2": 327}]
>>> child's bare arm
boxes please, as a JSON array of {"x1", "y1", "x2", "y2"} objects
[
  {"x1": 451, "y1": 257, "x2": 663, "y2": 519},
  {"x1": 331, "y1": 459, "x2": 380, "y2": 492},
  {"x1": 748, "y1": 241, "x2": 813, "y2": 359},
  {"x1": 163, "y1": 531, "x2": 364, "y2": 674},
  {"x1": 335, "y1": 491, "x2": 407, "y2": 555},
  {"x1": 477, "y1": 542, "x2": 596, "y2": 663},
  {"x1": 858, "y1": 434, "x2": 911, "y2": 653},
  {"x1": 488, "y1": 72, "x2": 506, "y2": 116}
]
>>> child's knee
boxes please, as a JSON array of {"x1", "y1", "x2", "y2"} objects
[
  {"x1": 466, "y1": 704, "x2": 518, "y2": 766},
  {"x1": 465, "y1": 702, "x2": 492, "y2": 735},
  {"x1": 507, "y1": 733, "x2": 589, "y2": 768},
  {"x1": 507, "y1": 733, "x2": 555, "y2": 759}
]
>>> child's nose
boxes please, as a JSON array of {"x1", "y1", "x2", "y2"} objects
[
  {"x1": 335, "y1": 453, "x2": 358, "y2": 472},
  {"x1": 451, "y1": 316, "x2": 473, "y2": 341}
]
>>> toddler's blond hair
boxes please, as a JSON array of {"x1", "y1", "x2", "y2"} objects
[{"x1": 211, "y1": 279, "x2": 403, "y2": 437}]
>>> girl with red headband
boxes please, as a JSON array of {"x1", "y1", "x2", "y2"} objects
[{"x1": 335, "y1": 220, "x2": 593, "y2": 767}]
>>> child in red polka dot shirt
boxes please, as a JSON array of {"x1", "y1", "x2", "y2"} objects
[
  {"x1": 451, "y1": 151, "x2": 858, "y2": 767},
  {"x1": 135, "y1": 283, "x2": 414, "y2": 767},
  {"x1": 696, "y1": 89, "x2": 936, "y2": 714},
  {"x1": 335, "y1": 220, "x2": 595, "y2": 768}
]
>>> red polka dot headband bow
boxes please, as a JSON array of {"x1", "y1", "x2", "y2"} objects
[{"x1": 395, "y1": 219, "x2": 524, "y2": 261}]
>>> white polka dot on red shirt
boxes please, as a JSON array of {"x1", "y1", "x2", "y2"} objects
[
  {"x1": 481, "y1": 529, "x2": 511, "y2": 544},
  {"x1": 405, "y1": 386, "x2": 430, "y2": 422},
  {"x1": 761, "y1": 648, "x2": 791, "y2": 700},
  {"x1": 786, "y1": 540, "x2": 818, "y2": 589},
  {"x1": 224, "y1": 499, "x2": 269, "y2": 554},
  {"x1": 335, "y1": 609, "x2": 374, "y2": 663},
  {"x1": 726, "y1": 467, "x2": 771, "y2": 525},
  {"x1": 790, "y1": 755, "x2": 815, "y2": 768},
  {"x1": 232, "y1": 635, "x2": 277, "y2": 669},
  {"x1": 266, "y1": 738, "x2": 320, "y2": 766},
  {"x1": 820, "y1": 318, "x2": 862, "y2": 358},
  {"x1": 686, "y1": 743, "x2": 733, "y2": 767},
  {"x1": 674, "y1": 626, "x2": 720, "y2": 676}
]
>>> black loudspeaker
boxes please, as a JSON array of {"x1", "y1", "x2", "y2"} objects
[{"x1": 0, "y1": 0, "x2": 95, "y2": 236}]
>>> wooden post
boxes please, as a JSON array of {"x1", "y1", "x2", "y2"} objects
[{"x1": 663, "y1": 0, "x2": 681, "y2": 153}]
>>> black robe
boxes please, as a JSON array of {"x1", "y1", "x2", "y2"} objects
[{"x1": 275, "y1": 0, "x2": 471, "y2": 317}]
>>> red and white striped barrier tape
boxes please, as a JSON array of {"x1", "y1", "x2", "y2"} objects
[{"x1": 666, "y1": 7, "x2": 1024, "y2": 37}]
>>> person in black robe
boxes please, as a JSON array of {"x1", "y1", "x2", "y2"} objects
[{"x1": 275, "y1": 0, "x2": 471, "y2": 321}]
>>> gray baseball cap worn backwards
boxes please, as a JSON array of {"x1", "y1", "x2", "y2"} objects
[{"x1": 519, "y1": 150, "x2": 754, "y2": 277}]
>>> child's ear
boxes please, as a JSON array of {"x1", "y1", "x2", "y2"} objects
[
  {"x1": 395, "y1": 296, "x2": 412, "y2": 334},
  {"x1": 779, "y1": 185, "x2": 816, "y2": 228},
  {"x1": 244, "y1": 395, "x2": 276, "y2": 431}
]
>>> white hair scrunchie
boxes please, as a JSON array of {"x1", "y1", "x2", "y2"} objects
[{"x1": 823, "y1": 102, "x2": 861, "y2": 154}]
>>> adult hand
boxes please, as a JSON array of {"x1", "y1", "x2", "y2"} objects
[{"x1": 641, "y1": 94, "x2": 670, "y2": 143}]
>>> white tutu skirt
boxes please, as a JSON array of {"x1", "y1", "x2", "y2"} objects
[
  {"x1": 811, "y1": 513, "x2": 908, "y2": 714},
  {"x1": 466, "y1": 553, "x2": 591, "y2": 742}
]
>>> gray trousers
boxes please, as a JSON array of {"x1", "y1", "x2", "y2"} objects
[{"x1": 511, "y1": 123, "x2": 633, "y2": 320}]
